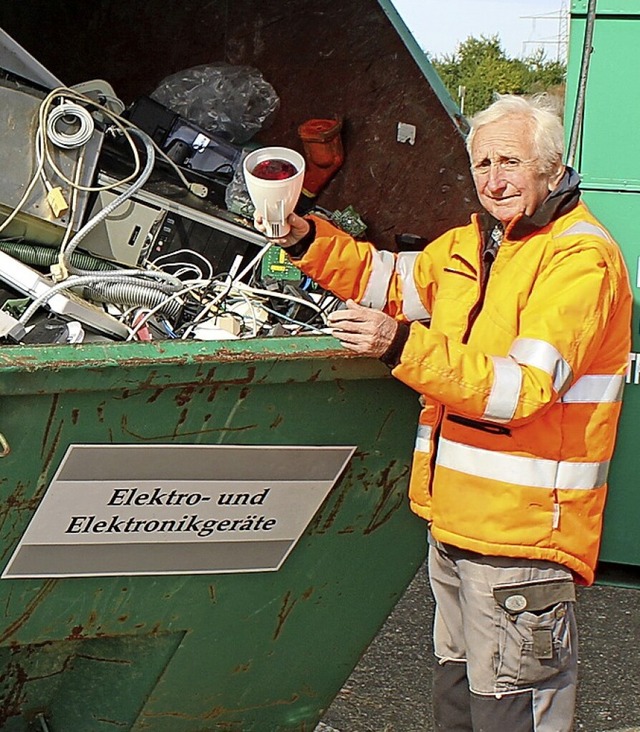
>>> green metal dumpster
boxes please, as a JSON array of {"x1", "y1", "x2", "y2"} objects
[
  {"x1": 564, "y1": 0, "x2": 640, "y2": 579},
  {"x1": 0, "y1": 1, "x2": 479, "y2": 729},
  {"x1": 0, "y1": 337, "x2": 426, "y2": 731}
]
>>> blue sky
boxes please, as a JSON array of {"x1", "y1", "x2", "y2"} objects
[{"x1": 391, "y1": 0, "x2": 568, "y2": 61}]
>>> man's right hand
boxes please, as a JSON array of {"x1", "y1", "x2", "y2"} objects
[{"x1": 254, "y1": 212, "x2": 310, "y2": 249}]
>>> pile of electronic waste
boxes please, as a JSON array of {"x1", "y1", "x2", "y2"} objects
[{"x1": 0, "y1": 31, "x2": 354, "y2": 346}]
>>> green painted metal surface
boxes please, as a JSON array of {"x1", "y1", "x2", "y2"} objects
[
  {"x1": 566, "y1": 1, "x2": 640, "y2": 570},
  {"x1": 566, "y1": 1, "x2": 640, "y2": 191},
  {"x1": 0, "y1": 336, "x2": 425, "y2": 730}
]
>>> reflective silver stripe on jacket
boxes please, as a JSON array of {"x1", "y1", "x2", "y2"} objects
[
  {"x1": 561, "y1": 373, "x2": 624, "y2": 403},
  {"x1": 360, "y1": 250, "x2": 395, "y2": 309},
  {"x1": 509, "y1": 338, "x2": 573, "y2": 394},
  {"x1": 437, "y1": 437, "x2": 609, "y2": 490},
  {"x1": 557, "y1": 221, "x2": 610, "y2": 241},
  {"x1": 415, "y1": 424, "x2": 433, "y2": 453},
  {"x1": 396, "y1": 252, "x2": 431, "y2": 322},
  {"x1": 484, "y1": 355, "x2": 523, "y2": 422}
]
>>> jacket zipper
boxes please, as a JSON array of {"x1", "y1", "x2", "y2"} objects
[
  {"x1": 451, "y1": 224, "x2": 512, "y2": 437},
  {"x1": 462, "y1": 227, "x2": 492, "y2": 344},
  {"x1": 428, "y1": 407, "x2": 443, "y2": 496}
]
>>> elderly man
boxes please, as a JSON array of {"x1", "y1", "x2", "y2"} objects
[{"x1": 256, "y1": 94, "x2": 632, "y2": 731}]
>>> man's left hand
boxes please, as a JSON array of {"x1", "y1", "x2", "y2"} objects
[{"x1": 328, "y1": 299, "x2": 398, "y2": 357}]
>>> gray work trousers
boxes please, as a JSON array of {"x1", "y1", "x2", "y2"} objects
[{"x1": 428, "y1": 538, "x2": 578, "y2": 732}]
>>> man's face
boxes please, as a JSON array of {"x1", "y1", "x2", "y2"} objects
[{"x1": 470, "y1": 115, "x2": 564, "y2": 225}]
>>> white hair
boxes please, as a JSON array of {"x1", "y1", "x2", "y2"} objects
[{"x1": 466, "y1": 93, "x2": 565, "y2": 175}]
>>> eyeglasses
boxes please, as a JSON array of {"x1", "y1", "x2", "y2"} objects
[{"x1": 471, "y1": 157, "x2": 537, "y2": 177}]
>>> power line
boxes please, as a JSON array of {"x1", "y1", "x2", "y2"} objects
[{"x1": 521, "y1": 1, "x2": 569, "y2": 63}]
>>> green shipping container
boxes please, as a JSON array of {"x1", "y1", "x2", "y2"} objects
[{"x1": 565, "y1": 0, "x2": 640, "y2": 577}]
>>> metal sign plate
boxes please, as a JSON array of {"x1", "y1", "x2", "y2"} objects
[{"x1": 2, "y1": 443, "x2": 355, "y2": 578}]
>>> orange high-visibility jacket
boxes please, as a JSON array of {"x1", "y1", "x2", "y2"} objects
[{"x1": 295, "y1": 201, "x2": 632, "y2": 585}]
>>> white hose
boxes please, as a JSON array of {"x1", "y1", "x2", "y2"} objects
[
  {"x1": 61, "y1": 127, "x2": 157, "y2": 269},
  {"x1": 18, "y1": 270, "x2": 184, "y2": 327}
]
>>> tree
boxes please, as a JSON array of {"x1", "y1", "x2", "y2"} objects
[{"x1": 432, "y1": 35, "x2": 566, "y2": 118}]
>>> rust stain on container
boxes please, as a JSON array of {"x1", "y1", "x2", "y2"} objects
[
  {"x1": 0, "y1": 662, "x2": 29, "y2": 728},
  {"x1": 67, "y1": 624, "x2": 85, "y2": 640},
  {"x1": 119, "y1": 412, "x2": 258, "y2": 441},
  {"x1": 96, "y1": 401, "x2": 106, "y2": 422},
  {"x1": 232, "y1": 661, "x2": 252, "y2": 674},
  {"x1": 273, "y1": 590, "x2": 296, "y2": 640},
  {"x1": 269, "y1": 414, "x2": 284, "y2": 429},
  {"x1": 169, "y1": 385, "x2": 205, "y2": 407},
  {"x1": 273, "y1": 587, "x2": 314, "y2": 641},
  {"x1": 363, "y1": 461, "x2": 410, "y2": 534},
  {"x1": 40, "y1": 394, "x2": 60, "y2": 457},
  {"x1": 201, "y1": 692, "x2": 302, "y2": 722}
]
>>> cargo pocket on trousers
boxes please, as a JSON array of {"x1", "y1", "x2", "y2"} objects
[{"x1": 493, "y1": 578, "x2": 576, "y2": 688}]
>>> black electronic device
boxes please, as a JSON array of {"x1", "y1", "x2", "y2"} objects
[
  {"x1": 80, "y1": 173, "x2": 265, "y2": 281},
  {"x1": 21, "y1": 316, "x2": 80, "y2": 345},
  {"x1": 145, "y1": 209, "x2": 260, "y2": 280},
  {"x1": 126, "y1": 95, "x2": 242, "y2": 182}
]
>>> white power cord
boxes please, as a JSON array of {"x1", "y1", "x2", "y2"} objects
[{"x1": 46, "y1": 100, "x2": 95, "y2": 149}]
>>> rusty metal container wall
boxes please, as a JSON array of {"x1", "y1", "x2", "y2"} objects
[
  {"x1": 0, "y1": 337, "x2": 424, "y2": 730},
  {"x1": 0, "y1": 0, "x2": 478, "y2": 249}
]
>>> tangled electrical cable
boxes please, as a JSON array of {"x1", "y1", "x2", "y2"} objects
[
  {"x1": 120, "y1": 237, "x2": 343, "y2": 343},
  {"x1": 0, "y1": 83, "x2": 342, "y2": 345},
  {"x1": 0, "y1": 86, "x2": 197, "y2": 336}
]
